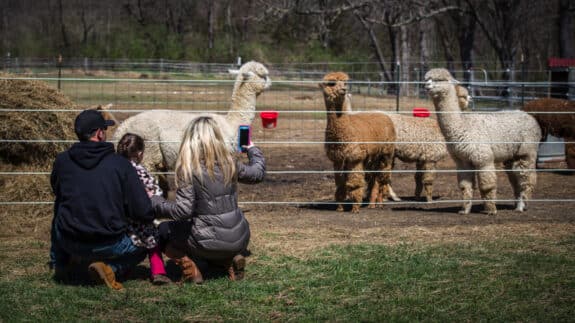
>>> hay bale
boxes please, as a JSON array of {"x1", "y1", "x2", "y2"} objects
[{"x1": 0, "y1": 74, "x2": 78, "y2": 166}]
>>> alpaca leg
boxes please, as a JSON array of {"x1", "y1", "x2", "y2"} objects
[
  {"x1": 420, "y1": 161, "x2": 436, "y2": 203},
  {"x1": 477, "y1": 165, "x2": 498, "y2": 215},
  {"x1": 346, "y1": 163, "x2": 366, "y2": 213},
  {"x1": 368, "y1": 178, "x2": 380, "y2": 208},
  {"x1": 334, "y1": 167, "x2": 347, "y2": 212},
  {"x1": 364, "y1": 157, "x2": 381, "y2": 208},
  {"x1": 504, "y1": 160, "x2": 521, "y2": 208},
  {"x1": 456, "y1": 162, "x2": 474, "y2": 214},
  {"x1": 512, "y1": 156, "x2": 537, "y2": 212},
  {"x1": 386, "y1": 184, "x2": 401, "y2": 202},
  {"x1": 381, "y1": 156, "x2": 401, "y2": 202},
  {"x1": 371, "y1": 156, "x2": 397, "y2": 207},
  {"x1": 414, "y1": 161, "x2": 424, "y2": 199}
]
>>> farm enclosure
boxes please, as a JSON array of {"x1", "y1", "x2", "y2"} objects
[
  {"x1": 0, "y1": 72, "x2": 574, "y2": 321},
  {"x1": 1, "y1": 73, "x2": 573, "y2": 243}
]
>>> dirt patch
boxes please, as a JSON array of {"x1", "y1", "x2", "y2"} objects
[{"x1": 239, "y1": 145, "x2": 575, "y2": 257}]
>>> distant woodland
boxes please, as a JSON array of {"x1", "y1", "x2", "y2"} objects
[{"x1": 1, "y1": 0, "x2": 574, "y2": 80}]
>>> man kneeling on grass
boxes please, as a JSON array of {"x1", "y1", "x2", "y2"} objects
[{"x1": 49, "y1": 109, "x2": 154, "y2": 290}]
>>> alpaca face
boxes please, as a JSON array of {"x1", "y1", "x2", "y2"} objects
[
  {"x1": 319, "y1": 72, "x2": 349, "y2": 108},
  {"x1": 239, "y1": 61, "x2": 271, "y2": 95},
  {"x1": 455, "y1": 85, "x2": 472, "y2": 110},
  {"x1": 425, "y1": 68, "x2": 457, "y2": 100}
]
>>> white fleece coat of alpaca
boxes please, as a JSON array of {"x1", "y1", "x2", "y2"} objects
[
  {"x1": 347, "y1": 86, "x2": 470, "y2": 202},
  {"x1": 112, "y1": 61, "x2": 271, "y2": 177},
  {"x1": 425, "y1": 68, "x2": 541, "y2": 215}
]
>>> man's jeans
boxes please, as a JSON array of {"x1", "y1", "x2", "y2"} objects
[{"x1": 50, "y1": 225, "x2": 147, "y2": 277}]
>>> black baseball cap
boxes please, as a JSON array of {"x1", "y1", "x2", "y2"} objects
[{"x1": 74, "y1": 109, "x2": 115, "y2": 139}]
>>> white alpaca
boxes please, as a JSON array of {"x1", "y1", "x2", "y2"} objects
[
  {"x1": 425, "y1": 68, "x2": 541, "y2": 215},
  {"x1": 344, "y1": 93, "x2": 465, "y2": 202},
  {"x1": 112, "y1": 61, "x2": 271, "y2": 183}
]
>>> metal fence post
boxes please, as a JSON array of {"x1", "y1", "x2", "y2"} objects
[
  {"x1": 57, "y1": 54, "x2": 62, "y2": 90},
  {"x1": 521, "y1": 55, "x2": 526, "y2": 108},
  {"x1": 396, "y1": 61, "x2": 400, "y2": 112}
]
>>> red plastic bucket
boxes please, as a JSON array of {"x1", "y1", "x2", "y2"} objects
[
  {"x1": 260, "y1": 111, "x2": 279, "y2": 128},
  {"x1": 412, "y1": 107, "x2": 430, "y2": 118}
]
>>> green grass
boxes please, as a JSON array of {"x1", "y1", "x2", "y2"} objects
[{"x1": 1, "y1": 237, "x2": 574, "y2": 322}]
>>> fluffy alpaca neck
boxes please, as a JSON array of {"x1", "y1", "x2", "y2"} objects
[
  {"x1": 324, "y1": 96, "x2": 347, "y2": 139},
  {"x1": 225, "y1": 85, "x2": 257, "y2": 127},
  {"x1": 433, "y1": 87, "x2": 466, "y2": 140}
]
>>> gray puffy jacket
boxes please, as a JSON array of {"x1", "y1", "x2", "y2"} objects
[{"x1": 151, "y1": 146, "x2": 265, "y2": 257}]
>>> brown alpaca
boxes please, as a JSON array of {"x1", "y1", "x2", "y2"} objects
[
  {"x1": 523, "y1": 98, "x2": 575, "y2": 169},
  {"x1": 95, "y1": 104, "x2": 119, "y2": 139},
  {"x1": 320, "y1": 72, "x2": 396, "y2": 213}
]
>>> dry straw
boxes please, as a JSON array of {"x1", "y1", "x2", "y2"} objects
[
  {"x1": 0, "y1": 73, "x2": 77, "y2": 166},
  {"x1": 0, "y1": 74, "x2": 79, "y2": 233}
]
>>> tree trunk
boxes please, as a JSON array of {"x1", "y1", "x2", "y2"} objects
[
  {"x1": 558, "y1": 0, "x2": 575, "y2": 58},
  {"x1": 208, "y1": 1, "x2": 215, "y2": 50},
  {"x1": 58, "y1": 0, "x2": 70, "y2": 55},
  {"x1": 400, "y1": 25, "x2": 410, "y2": 96}
]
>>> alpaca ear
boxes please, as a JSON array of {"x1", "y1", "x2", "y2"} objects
[
  {"x1": 318, "y1": 82, "x2": 325, "y2": 89},
  {"x1": 242, "y1": 71, "x2": 255, "y2": 80},
  {"x1": 101, "y1": 103, "x2": 113, "y2": 110}
]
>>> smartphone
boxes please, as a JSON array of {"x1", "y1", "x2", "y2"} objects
[{"x1": 238, "y1": 125, "x2": 251, "y2": 152}]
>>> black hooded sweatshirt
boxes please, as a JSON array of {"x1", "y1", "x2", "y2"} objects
[{"x1": 51, "y1": 141, "x2": 154, "y2": 243}]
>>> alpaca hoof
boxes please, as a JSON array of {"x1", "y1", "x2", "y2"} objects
[
  {"x1": 425, "y1": 196, "x2": 433, "y2": 203},
  {"x1": 350, "y1": 206, "x2": 360, "y2": 213},
  {"x1": 367, "y1": 204, "x2": 376, "y2": 209},
  {"x1": 390, "y1": 196, "x2": 402, "y2": 202},
  {"x1": 458, "y1": 209, "x2": 470, "y2": 215},
  {"x1": 483, "y1": 204, "x2": 497, "y2": 215},
  {"x1": 336, "y1": 205, "x2": 344, "y2": 212},
  {"x1": 515, "y1": 200, "x2": 526, "y2": 212}
]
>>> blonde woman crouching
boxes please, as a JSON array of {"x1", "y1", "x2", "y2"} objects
[{"x1": 151, "y1": 116, "x2": 265, "y2": 283}]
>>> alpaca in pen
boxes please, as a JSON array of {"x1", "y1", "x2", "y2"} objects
[
  {"x1": 425, "y1": 68, "x2": 541, "y2": 215},
  {"x1": 320, "y1": 72, "x2": 397, "y2": 213},
  {"x1": 523, "y1": 98, "x2": 575, "y2": 170},
  {"x1": 112, "y1": 61, "x2": 271, "y2": 191},
  {"x1": 345, "y1": 85, "x2": 470, "y2": 202}
]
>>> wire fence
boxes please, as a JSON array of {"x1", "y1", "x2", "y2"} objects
[{"x1": 1, "y1": 66, "x2": 573, "y2": 207}]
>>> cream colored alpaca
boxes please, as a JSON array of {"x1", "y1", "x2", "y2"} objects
[
  {"x1": 112, "y1": 61, "x2": 271, "y2": 179},
  {"x1": 425, "y1": 68, "x2": 541, "y2": 215},
  {"x1": 320, "y1": 72, "x2": 396, "y2": 213},
  {"x1": 343, "y1": 90, "x2": 471, "y2": 203}
]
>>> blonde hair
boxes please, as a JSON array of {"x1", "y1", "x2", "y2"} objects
[{"x1": 175, "y1": 116, "x2": 236, "y2": 187}]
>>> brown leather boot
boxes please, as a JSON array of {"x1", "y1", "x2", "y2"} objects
[
  {"x1": 174, "y1": 256, "x2": 203, "y2": 284},
  {"x1": 230, "y1": 254, "x2": 246, "y2": 281},
  {"x1": 88, "y1": 262, "x2": 124, "y2": 291}
]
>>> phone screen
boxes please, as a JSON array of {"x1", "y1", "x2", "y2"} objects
[{"x1": 238, "y1": 125, "x2": 250, "y2": 152}]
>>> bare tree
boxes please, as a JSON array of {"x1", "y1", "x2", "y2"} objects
[
  {"x1": 57, "y1": 0, "x2": 71, "y2": 55},
  {"x1": 558, "y1": 0, "x2": 575, "y2": 58},
  {"x1": 431, "y1": 0, "x2": 476, "y2": 81},
  {"x1": 348, "y1": 0, "x2": 459, "y2": 92},
  {"x1": 465, "y1": 0, "x2": 530, "y2": 80}
]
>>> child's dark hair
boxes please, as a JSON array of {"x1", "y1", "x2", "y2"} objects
[{"x1": 117, "y1": 133, "x2": 145, "y2": 161}]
